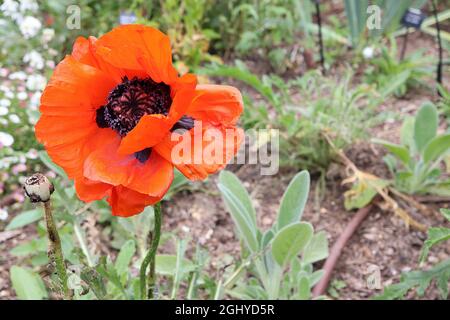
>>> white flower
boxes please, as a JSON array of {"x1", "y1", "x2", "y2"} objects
[
  {"x1": 26, "y1": 148, "x2": 38, "y2": 159},
  {"x1": 41, "y1": 28, "x2": 54, "y2": 43},
  {"x1": 26, "y1": 74, "x2": 46, "y2": 91},
  {"x1": 19, "y1": 16, "x2": 41, "y2": 39},
  {"x1": 0, "y1": 68, "x2": 8, "y2": 77},
  {"x1": 1, "y1": 0, "x2": 19, "y2": 18},
  {"x1": 17, "y1": 91, "x2": 27, "y2": 100},
  {"x1": 9, "y1": 71, "x2": 27, "y2": 80},
  {"x1": 0, "y1": 106, "x2": 8, "y2": 116},
  {"x1": 19, "y1": 0, "x2": 38, "y2": 13},
  {"x1": 29, "y1": 91, "x2": 41, "y2": 109},
  {"x1": 46, "y1": 60, "x2": 55, "y2": 69},
  {"x1": 9, "y1": 114, "x2": 20, "y2": 123},
  {"x1": 0, "y1": 99, "x2": 11, "y2": 107},
  {"x1": 23, "y1": 50, "x2": 44, "y2": 70},
  {"x1": 0, "y1": 207, "x2": 8, "y2": 221},
  {"x1": 0, "y1": 119, "x2": 7, "y2": 126},
  {"x1": 362, "y1": 47, "x2": 374, "y2": 60},
  {"x1": 0, "y1": 132, "x2": 14, "y2": 147},
  {"x1": 5, "y1": 91, "x2": 14, "y2": 99}
]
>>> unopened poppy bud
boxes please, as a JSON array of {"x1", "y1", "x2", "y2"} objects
[{"x1": 23, "y1": 173, "x2": 54, "y2": 203}]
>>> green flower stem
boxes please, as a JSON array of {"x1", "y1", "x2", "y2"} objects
[
  {"x1": 43, "y1": 201, "x2": 71, "y2": 299},
  {"x1": 140, "y1": 202, "x2": 162, "y2": 299}
]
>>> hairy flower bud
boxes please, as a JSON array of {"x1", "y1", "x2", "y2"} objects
[{"x1": 23, "y1": 173, "x2": 54, "y2": 203}]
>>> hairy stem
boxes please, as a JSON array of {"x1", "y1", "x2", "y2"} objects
[
  {"x1": 43, "y1": 201, "x2": 71, "y2": 299},
  {"x1": 139, "y1": 202, "x2": 162, "y2": 299}
]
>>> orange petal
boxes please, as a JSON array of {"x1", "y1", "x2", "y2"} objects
[
  {"x1": 84, "y1": 134, "x2": 174, "y2": 196},
  {"x1": 186, "y1": 85, "x2": 243, "y2": 126},
  {"x1": 154, "y1": 122, "x2": 244, "y2": 180},
  {"x1": 74, "y1": 176, "x2": 112, "y2": 202},
  {"x1": 94, "y1": 25, "x2": 178, "y2": 84},
  {"x1": 72, "y1": 36, "x2": 149, "y2": 84},
  {"x1": 107, "y1": 186, "x2": 161, "y2": 217},
  {"x1": 38, "y1": 56, "x2": 115, "y2": 118},
  {"x1": 118, "y1": 114, "x2": 172, "y2": 155},
  {"x1": 167, "y1": 73, "x2": 197, "y2": 119},
  {"x1": 72, "y1": 36, "x2": 100, "y2": 69},
  {"x1": 36, "y1": 56, "x2": 116, "y2": 178},
  {"x1": 170, "y1": 73, "x2": 197, "y2": 97}
]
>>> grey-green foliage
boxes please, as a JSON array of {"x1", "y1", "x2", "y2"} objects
[
  {"x1": 437, "y1": 85, "x2": 450, "y2": 124},
  {"x1": 420, "y1": 209, "x2": 450, "y2": 264},
  {"x1": 10, "y1": 266, "x2": 48, "y2": 300},
  {"x1": 206, "y1": 0, "x2": 317, "y2": 73},
  {"x1": 373, "y1": 102, "x2": 450, "y2": 196},
  {"x1": 217, "y1": 170, "x2": 328, "y2": 299},
  {"x1": 375, "y1": 209, "x2": 450, "y2": 300},
  {"x1": 364, "y1": 38, "x2": 433, "y2": 98},
  {"x1": 344, "y1": 0, "x2": 428, "y2": 47}
]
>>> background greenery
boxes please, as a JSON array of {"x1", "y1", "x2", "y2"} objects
[{"x1": 1, "y1": 0, "x2": 449, "y2": 300}]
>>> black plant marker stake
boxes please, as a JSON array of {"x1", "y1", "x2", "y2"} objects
[
  {"x1": 314, "y1": 0, "x2": 325, "y2": 74},
  {"x1": 400, "y1": 32, "x2": 409, "y2": 61},
  {"x1": 431, "y1": 0, "x2": 443, "y2": 86}
]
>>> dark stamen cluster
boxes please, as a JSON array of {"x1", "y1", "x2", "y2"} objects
[
  {"x1": 96, "y1": 76, "x2": 172, "y2": 136},
  {"x1": 96, "y1": 77, "x2": 195, "y2": 163}
]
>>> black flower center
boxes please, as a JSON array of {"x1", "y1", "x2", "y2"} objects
[
  {"x1": 96, "y1": 76, "x2": 195, "y2": 163},
  {"x1": 96, "y1": 76, "x2": 172, "y2": 136}
]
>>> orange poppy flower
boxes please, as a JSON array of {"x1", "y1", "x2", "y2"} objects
[{"x1": 35, "y1": 25, "x2": 243, "y2": 217}]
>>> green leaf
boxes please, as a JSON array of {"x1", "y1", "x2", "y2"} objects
[
  {"x1": 400, "y1": 116, "x2": 415, "y2": 152},
  {"x1": 155, "y1": 254, "x2": 195, "y2": 276},
  {"x1": 297, "y1": 275, "x2": 311, "y2": 300},
  {"x1": 199, "y1": 63, "x2": 279, "y2": 109},
  {"x1": 344, "y1": 0, "x2": 368, "y2": 46},
  {"x1": 420, "y1": 227, "x2": 450, "y2": 263},
  {"x1": 80, "y1": 267, "x2": 106, "y2": 299},
  {"x1": 6, "y1": 209, "x2": 43, "y2": 230},
  {"x1": 261, "y1": 229, "x2": 275, "y2": 249},
  {"x1": 427, "y1": 182, "x2": 450, "y2": 196},
  {"x1": 374, "y1": 258, "x2": 450, "y2": 300},
  {"x1": 414, "y1": 102, "x2": 438, "y2": 154},
  {"x1": 271, "y1": 222, "x2": 313, "y2": 268},
  {"x1": 441, "y1": 209, "x2": 450, "y2": 222},
  {"x1": 115, "y1": 240, "x2": 136, "y2": 276},
  {"x1": 303, "y1": 231, "x2": 329, "y2": 264},
  {"x1": 95, "y1": 257, "x2": 128, "y2": 298},
  {"x1": 171, "y1": 238, "x2": 189, "y2": 299},
  {"x1": 309, "y1": 269, "x2": 325, "y2": 287},
  {"x1": 423, "y1": 133, "x2": 450, "y2": 164},
  {"x1": 10, "y1": 266, "x2": 48, "y2": 300},
  {"x1": 164, "y1": 169, "x2": 189, "y2": 200},
  {"x1": 277, "y1": 171, "x2": 310, "y2": 230},
  {"x1": 218, "y1": 171, "x2": 259, "y2": 253},
  {"x1": 379, "y1": 70, "x2": 411, "y2": 98},
  {"x1": 10, "y1": 238, "x2": 47, "y2": 257},
  {"x1": 344, "y1": 178, "x2": 390, "y2": 210},
  {"x1": 372, "y1": 139, "x2": 411, "y2": 166}
]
